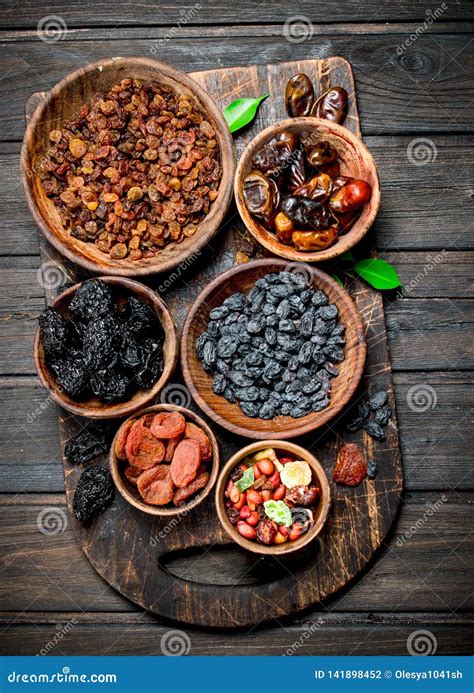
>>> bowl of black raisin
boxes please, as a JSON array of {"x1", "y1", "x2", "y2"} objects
[
  {"x1": 34, "y1": 277, "x2": 178, "y2": 418},
  {"x1": 181, "y1": 259, "x2": 366, "y2": 439}
]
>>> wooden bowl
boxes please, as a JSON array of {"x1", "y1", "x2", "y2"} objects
[
  {"x1": 181, "y1": 258, "x2": 366, "y2": 439},
  {"x1": 21, "y1": 56, "x2": 234, "y2": 277},
  {"x1": 34, "y1": 276, "x2": 178, "y2": 419},
  {"x1": 234, "y1": 117, "x2": 380, "y2": 262},
  {"x1": 110, "y1": 404, "x2": 219, "y2": 517},
  {"x1": 216, "y1": 440, "x2": 331, "y2": 555}
]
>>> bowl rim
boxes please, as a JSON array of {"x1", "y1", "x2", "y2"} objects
[
  {"x1": 34, "y1": 275, "x2": 178, "y2": 419},
  {"x1": 181, "y1": 257, "x2": 366, "y2": 439},
  {"x1": 234, "y1": 116, "x2": 381, "y2": 263},
  {"x1": 20, "y1": 56, "x2": 235, "y2": 277},
  {"x1": 215, "y1": 440, "x2": 331, "y2": 555},
  {"x1": 109, "y1": 403, "x2": 220, "y2": 517}
]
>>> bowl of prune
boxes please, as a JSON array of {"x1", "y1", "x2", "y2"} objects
[
  {"x1": 34, "y1": 277, "x2": 178, "y2": 418},
  {"x1": 234, "y1": 117, "x2": 380, "y2": 262},
  {"x1": 21, "y1": 57, "x2": 234, "y2": 277},
  {"x1": 110, "y1": 404, "x2": 219, "y2": 517},
  {"x1": 181, "y1": 258, "x2": 366, "y2": 439},
  {"x1": 216, "y1": 441, "x2": 331, "y2": 555}
]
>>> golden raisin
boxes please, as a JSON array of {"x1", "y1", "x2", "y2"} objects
[
  {"x1": 110, "y1": 243, "x2": 128, "y2": 259},
  {"x1": 127, "y1": 186, "x2": 143, "y2": 202},
  {"x1": 69, "y1": 138, "x2": 87, "y2": 158}
]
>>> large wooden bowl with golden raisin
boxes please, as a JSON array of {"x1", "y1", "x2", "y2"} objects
[
  {"x1": 21, "y1": 57, "x2": 234, "y2": 277},
  {"x1": 234, "y1": 117, "x2": 380, "y2": 263}
]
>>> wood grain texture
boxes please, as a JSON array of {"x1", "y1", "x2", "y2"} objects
[
  {"x1": 3, "y1": 33, "x2": 474, "y2": 140},
  {"x1": 23, "y1": 56, "x2": 403, "y2": 628},
  {"x1": 1, "y1": 494, "x2": 472, "y2": 615},
  {"x1": 2, "y1": 1, "x2": 472, "y2": 28}
]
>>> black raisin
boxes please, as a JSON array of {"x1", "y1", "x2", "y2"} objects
[
  {"x1": 369, "y1": 390, "x2": 388, "y2": 411},
  {"x1": 366, "y1": 460, "x2": 379, "y2": 479},
  {"x1": 375, "y1": 404, "x2": 392, "y2": 426},
  {"x1": 362, "y1": 420, "x2": 385, "y2": 441}
]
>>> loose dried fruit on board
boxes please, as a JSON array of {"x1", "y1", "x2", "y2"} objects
[
  {"x1": 38, "y1": 279, "x2": 165, "y2": 404},
  {"x1": 65, "y1": 425, "x2": 110, "y2": 465},
  {"x1": 73, "y1": 466, "x2": 114, "y2": 522},
  {"x1": 39, "y1": 78, "x2": 222, "y2": 259},
  {"x1": 333, "y1": 443, "x2": 367, "y2": 487}
]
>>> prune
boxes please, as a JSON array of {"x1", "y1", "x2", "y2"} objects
[
  {"x1": 369, "y1": 390, "x2": 388, "y2": 411},
  {"x1": 73, "y1": 466, "x2": 114, "y2": 522},
  {"x1": 136, "y1": 338, "x2": 163, "y2": 389},
  {"x1": 375, "y1": 404, "x2": 392, "y2": 426},
  {"x1": 281, "y1": 196, "x2": 330, "y2": 230},
  {"x1": 366, "y1": 460, "x2": 379, "y2": 479},
  {"x1": 82, "y1": 315, "x2": 119, "y2": 371},
  {"x1": 69, "y1": 279, "x2": 113, "y2": 320},
  {"x1": 362, "y1": 420, "x2": 385, "y2": 441},
  {"x1": 65, "y1": 425, "x2": 110, "y2": 465},
  {"x1": 122, "y1": 296, "x2": 158, "y2": 335},
  {"x1": 285, "y1": 73, "x2": 314, "y2": 117},
  {"x1": 90, "y1": 369, "x2": 129, "y2": 402},
  {"x1": 38, "y1": 308, "x2": 67, "y2": 359},
  {"x1": 119, "y1": 329, "x2": 141, "y2": 369},
  {"x1": 51, "y1": 356, "x2": 88, "y2": 398},
  {"x1": 311, "y1": 87, "x2": 348, "y2": 124}
]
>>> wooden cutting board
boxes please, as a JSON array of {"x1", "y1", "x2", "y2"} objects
[{"x1": 27, "y1": 57, "x2": 403, "y2": 629}]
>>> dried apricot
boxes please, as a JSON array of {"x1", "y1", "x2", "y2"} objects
[
  {"x1": 150, "y1": 411, "x2": 186, "y2": 439},
  {"x1": 114, "y1": 419, "x2": 134, "y2": 461},
  {"x1": 170, "y1": 439, "x2": 201, "y2": 488},
  {"x1": 125, "y1": 421, "x2": 165, "y2": 470},
  {"x1": 184, "y1": 422, "x2": 212, "y2": 461},
  {"x1": 173, "y1": 471, "x2": 210, "y2": 506},
  {"x1": 137, "y1": 465, "x2": 174, "y2": 505}
]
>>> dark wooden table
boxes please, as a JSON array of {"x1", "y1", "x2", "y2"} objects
[{"x1": 0, "y1": 0, "x2": 473, "y2": 656}]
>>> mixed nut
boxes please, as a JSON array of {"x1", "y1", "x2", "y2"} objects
[
  {"x1": 39, "y1": 78, "x2": 221, "y2": 260},
  {"x1": 196, "y1": 270, "x2": 345, "y2": 420},
  {"x1": 225, "y1": 447, "x2": 320, "y2": 546},
  {"x1": 115, "y1": 410, "x2": 212, "y2": 507}
]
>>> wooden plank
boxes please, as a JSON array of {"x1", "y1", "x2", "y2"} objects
[
  {"x1": 1, "y1": 34, "x2": 474, "y2": 140},
  {"x1": 1, "y1": 1, "x2": 471, "y2": 28},
  {"x1": 0, "y1": 373, "x2": 471, "y2": 493},
  {"x1": 0, "y1": 619, "x2": 472, "y2": 656},
  {"x1": 381, "y1": 252, "x2": 474, "y2": 298},
  {"x1": 2, "y1": 136, "x2": 472, "y2": 256},
  {"x1": 385, "y1": 298, "x2": 474, "y2": 371},
  {"x1": 0, "y1": 494, "x2": 472, "y2": 615}
]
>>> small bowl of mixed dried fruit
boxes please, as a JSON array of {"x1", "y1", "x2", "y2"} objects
[
  {"x1": 34, "y1": 276, "x2": 178, "y2": 419},
  {"x1": 110, "y1": 404, "x2": 219, "y2": 516},
  {"x1": 21, "y1": 57, "x2": 234, "y2": 277},
  {"x1": 216, "y1": 441, "x2": 330, "y2": 555},
  {"x1": 235, "y1": 112, "x2": 380, "y2": 262}
]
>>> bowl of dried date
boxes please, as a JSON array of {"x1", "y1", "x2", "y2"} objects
[
  {"x1": 216, "y1": 441, "x2": 331, "y2": 555},
  {"x1": 181, "y1": 258, "x2": 366, "y2": 439},
  {"x1": 110, "y1": 404, "x2": 219, "y2": 516},
  {"x1": 234, "y1": 116, "x2": 380, "y2": 262},
  {"x1": 21, "y1": 57, "x2": 234, "y2": 277},
  {"x1": 34, "y1": 276, "x2": 178, "y2": 419}
]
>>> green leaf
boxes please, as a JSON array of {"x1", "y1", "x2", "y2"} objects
[
  {"x1": 234, "y1": 467, "x2": 255, "y2": 493},
  {"x1": 223, "y1": 94, "x2": 268, "y2": 134},
  {"x1": 353, "y1": 258, "x2": 401, "y2": 290},
  {"x1": 332, "y1": 274, "x2": 344, "y2": 287},
  {"x1": 264, "y1": 500, "x2": 293, "y2": 527},
  {"x1": 340, "y1": 251, "x2": 355, "y2": 263}
]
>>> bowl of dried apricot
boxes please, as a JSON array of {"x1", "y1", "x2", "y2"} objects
[
  {"x1": 21, "y1": 57, "x2": 234, "y2": 276},
  {"x1": 216, "y1": 441, "x2": 330, "y2": 555},
  {"x1": 110, "y1": 404, "x2": 219, "y2": 516}
]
